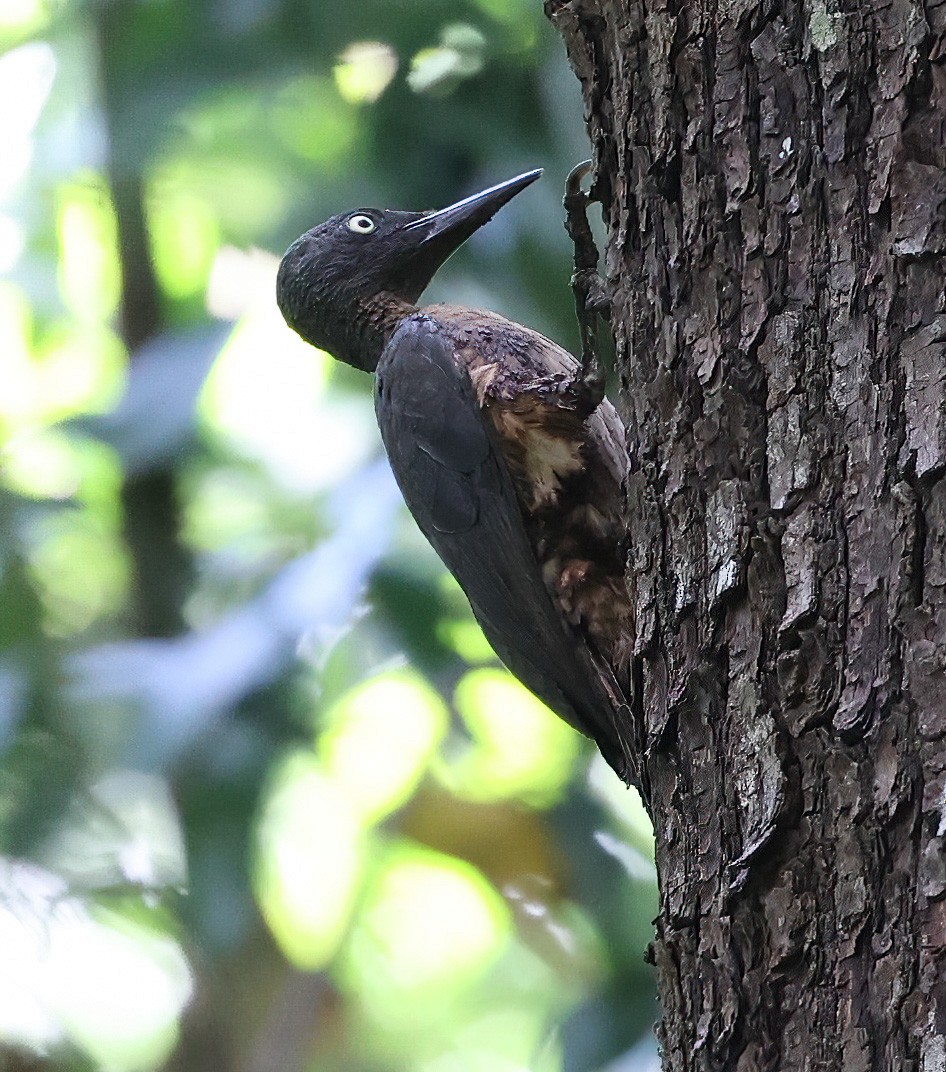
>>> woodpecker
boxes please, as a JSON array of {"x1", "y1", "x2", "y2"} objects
[{"x1": 276, "y1": 170, "x2": 634, "y2": 783}]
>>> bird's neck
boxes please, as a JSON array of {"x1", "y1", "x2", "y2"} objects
[{"x1": 346, "y1": 292, "x2": 417, "y2": 372}]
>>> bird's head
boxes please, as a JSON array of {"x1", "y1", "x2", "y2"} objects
[{"x1": 276, "y1": 169, "x2": 541, "y2": 371}]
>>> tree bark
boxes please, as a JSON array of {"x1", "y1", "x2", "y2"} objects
[{"x1": 548, "y1": 0, "x2": 946, "y2": 1067}]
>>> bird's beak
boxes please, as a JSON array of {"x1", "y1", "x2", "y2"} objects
[
  {"x1": 388, "y1": 169, "x2": 541, "y2": 302},
  {"x1": 405, "y1": 169, "x2": 542, "y2": 246}
]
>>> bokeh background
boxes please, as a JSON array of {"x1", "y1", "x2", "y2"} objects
[{"x1": 0, "y1": 1, "x2": 658, "y2": 1069}]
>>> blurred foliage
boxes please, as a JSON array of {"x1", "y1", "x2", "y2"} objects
[{"x1": 0, "y1": 1, "x2": 658, "y2": 1070}]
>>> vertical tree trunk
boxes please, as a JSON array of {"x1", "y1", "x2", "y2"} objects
[
  {"x1": 94, "y1": 0, "x2": 192, "y2": 639},
  {"x1": 548, "y1": 0, "x2": 946, "y2": 1067}
]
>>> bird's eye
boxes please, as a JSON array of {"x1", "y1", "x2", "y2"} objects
[{"x1": 347, "y1": 214, "x2": 377, "y2": 235}]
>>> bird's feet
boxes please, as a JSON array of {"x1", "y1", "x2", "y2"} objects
[
  {"x1": 516, "y1": 370, "x2": 601, "y2": 413},
  {"x1": 563, "y1": 160, "x2": 611, "y2": 413}
]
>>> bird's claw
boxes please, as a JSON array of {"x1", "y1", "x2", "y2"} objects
[
  {"x1": 518, "y1": 366, "x2": 603, "y2": 414},
  {"x1": 565, "y1": 159, "x2": 594, "y2": 202},
  {"x1": 563, "y1": 160, "x2": 599, "y2": 278},
  {"x1": 577, "y1": 354, "x2": 606, "y2": 413},
  {"x1": 571, "y1": 268, "x2": 612, "y2": 317},
  {"x1": 563, "y1": 160, "x2": 611, "y2": 403}
]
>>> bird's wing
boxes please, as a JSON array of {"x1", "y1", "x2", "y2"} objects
[{"x1": 375, "y1": 315, "x2": 630, "y2": 778}]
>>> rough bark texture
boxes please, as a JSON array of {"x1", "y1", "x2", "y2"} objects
[{"x1": 547, "y1": 0, "x2": 946, "y2": 1067}]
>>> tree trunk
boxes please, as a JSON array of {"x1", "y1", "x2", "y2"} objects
[
  {"x1": 94, "y1": 0, "x2": 192, "y2": 639},
  {"x1": 548, "y1": 0, "x2": 946, "y2": 1067}
]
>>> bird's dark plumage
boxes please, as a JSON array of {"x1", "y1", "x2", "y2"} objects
[{"x1": 277, "y1": 171, "x2": 634, "y2": 782}]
